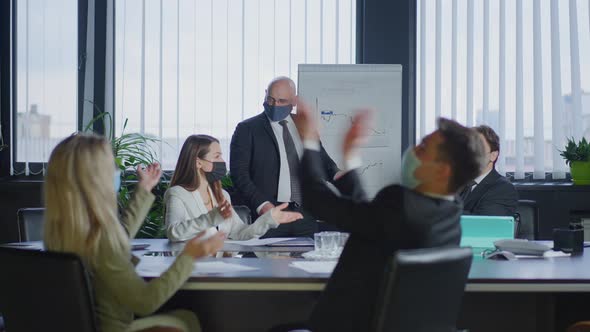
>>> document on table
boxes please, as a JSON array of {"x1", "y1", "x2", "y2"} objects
[
  {"x1": 289, "y1": 261, "x2": 338, "y2": 274},
  {"x1": 192, "y1": 261, "x2": 259, "y2": 274},
  {"x1": 136, "y1": 257, "x2": 259, "y2": 277},
  {"x1": 224, "y1": 237, "x2": 296, "y2": 246}
]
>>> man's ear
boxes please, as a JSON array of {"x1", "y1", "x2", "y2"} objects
[{"x1": 491, "y1": 151, "x2": 499, "y2": 164}]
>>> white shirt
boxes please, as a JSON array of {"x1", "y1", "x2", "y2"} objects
[
  {"x1": 472, "y1": 169, "x2": 493, "y2": 191},
  {"x1": 256, "y1": 114, "x2": 304, "y2": 213}
]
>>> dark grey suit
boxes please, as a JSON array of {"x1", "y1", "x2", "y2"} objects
[
  {"x1": 300, "y1": 148, "x2": 463, "y2": 332},
  {"x1": 462, "y1": 169, "x2": 518, "y2": 216},
  {"x1": 230, "y1": 112, "x2": 339, "y2": 237}
]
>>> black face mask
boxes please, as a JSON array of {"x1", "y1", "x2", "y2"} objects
[
  {"x1": 202, "y1": 160, "x2": 227, "y2": 183},
  {"x1": 263, "y1": 101, "x2": 293, "y2": 122}
]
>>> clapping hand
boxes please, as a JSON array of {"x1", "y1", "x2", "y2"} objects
[
  {"x1": 137, "y1": 163, "x2": 163, "y2": 193},
  {"x1": 183, "y1": 231, "x2": 226, "y2": 259},
  {"x1": 342, "y1": 109, "x2": 373, "y2": 160},
  {"x1": 295, "y1": 101, "x2": 320, "y2": 141},
  {"x1": 270, "y1": 203, "x2": 303, "y2": 224},
  {"x1": 218, "y1": 199, "x2": 233, "y2": 219}
]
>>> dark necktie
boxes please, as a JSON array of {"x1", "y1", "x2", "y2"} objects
[
  {"x1": 459, "y1": 180, "x2": 477, "y2": 202},
  {"x1": 279, "y1": 120, "x2": 302, "y2": 204}
]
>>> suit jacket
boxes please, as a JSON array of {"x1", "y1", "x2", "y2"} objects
[
  {"x1": 230, "y1": 112, "x2": 339, "y2": 214},
  {"x1": 300, "y1": 149, "x2": 463, "y2": 332},
  {"x1": 462, "y1": 169, "x2": 518, "y2": 216}
]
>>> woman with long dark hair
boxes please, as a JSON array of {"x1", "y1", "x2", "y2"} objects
[{"x1": 165, "y1": 135, "x2": 302, "y2": 241}]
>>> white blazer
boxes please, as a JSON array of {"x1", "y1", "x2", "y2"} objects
[{"x1": 164, "y1": 185, "x2": 279, "y2": 242}]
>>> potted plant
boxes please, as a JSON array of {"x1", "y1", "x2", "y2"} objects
[
  {"x1": 560, "y1": 137, "x2": 590, "y2": 185},
  {"x1": 85, "y1": 110, "x2": 168, "y2": 238}
]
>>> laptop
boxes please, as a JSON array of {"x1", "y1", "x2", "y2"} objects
[{"x1": 460, "y1": 215, "x2": 515, "y2": 252}]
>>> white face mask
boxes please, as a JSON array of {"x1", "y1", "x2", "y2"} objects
[{"x1": 400, "y1": 147, "x2": 422, "y2": 189}]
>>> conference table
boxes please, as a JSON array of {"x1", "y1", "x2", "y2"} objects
[{"x1": 4, "y1": 239, "x2": 590, "y2": 332}]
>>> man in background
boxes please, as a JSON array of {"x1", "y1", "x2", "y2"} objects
[
  {"x1": 230, "y1": 77, "x2": 340, "y2": 237},
  {"x1": 460, "y1": 125, "x2": 518, "y2": 216}
]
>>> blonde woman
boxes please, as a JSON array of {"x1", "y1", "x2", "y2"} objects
[
  {"x1": 165, "y1": 135, "x2": 303, "y2": 242},
  {"x1": 44, "y1": 134, "x2": 224, "y2": 332}
]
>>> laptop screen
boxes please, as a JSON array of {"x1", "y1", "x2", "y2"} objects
[{"x1": 460, "y1": 215, "x2": 515, "y2": 250}]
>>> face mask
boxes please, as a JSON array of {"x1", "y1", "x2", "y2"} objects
[
  {"x1": 263, "y1": 101, "x2": 293, "y2": 122},
  {"x1": 202, "y1": 160, "x2": 227, "y2": 183},
  {"x1": 400, "y1": 147, "x2": 422, "y2": 189},
  {"x1": 114, "y1": 169, "x2": 122, "y2": 192}
]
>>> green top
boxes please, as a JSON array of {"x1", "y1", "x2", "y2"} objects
[{"x1": 93, "y1": 188, "x2": 194, "y2": 332}]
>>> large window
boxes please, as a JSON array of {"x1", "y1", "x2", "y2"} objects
[
  {"x1": 115, "y1": 0, "x2": 356, "y2": 170},
  {"x1": 14, "y1": 0, "x2": 78, "y2": 174},
  {"x1": 417, "y1": 0, "x2": 590, "y2": 179}
]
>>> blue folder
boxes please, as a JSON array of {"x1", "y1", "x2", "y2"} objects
[{"x1": 460, "y1": 215, "x2": 515, "y2": 251}]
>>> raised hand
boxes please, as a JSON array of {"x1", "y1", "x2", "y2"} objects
[
  {"x1": 137, "y1": 162, "x2": 163, "y2": 193},
  {"x1": 270, "y1": 203, "x2": 304, "y2": 224},
  {"x1": 342, "y1": 109, "x2": 374, "y2": 160},
  {"x1": 182, "y1": 231, "x2": 226, "y2": 259},
  {"x1": 295, "y1": 100, "x2": 320, "y2": 141},
  {"x1": 218, "y1": 199, "x2": 233, "y2": 219}
]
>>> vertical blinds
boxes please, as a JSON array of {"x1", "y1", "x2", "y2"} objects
[
  {"x1": 116, "y1": 0, "x2": 357, "y2": 170},
  {"x1": 417, "y1": 0, "x2": 590, "y2": 179}
]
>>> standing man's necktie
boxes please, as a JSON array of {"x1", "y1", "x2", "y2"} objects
[
  {"x1": 459, "y1": 180, "x2": 477, "y2": 202},
  {"x1": 279, "y1": 120, "x2": 302, "y2": 205}
]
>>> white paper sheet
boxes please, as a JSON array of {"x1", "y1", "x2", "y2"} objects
[
  {"x1": 192, "y1": 261, "x2": 259, "y2": 274},
  {"x1": 136, "y1": 258, "x2": 259, "y2": 276},
  {"x1": 289, "y1": 261, "x2": 338, "y2": 274},
  {"x1": 224, "y1": 237, "x2": 296, "y2": 246}
]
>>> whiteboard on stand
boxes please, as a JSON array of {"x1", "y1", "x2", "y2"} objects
[{"x1": 298, "y1": 64, "x2": 403, "y2": 198}]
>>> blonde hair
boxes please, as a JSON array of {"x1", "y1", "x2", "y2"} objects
[{"x1": 44, "y1": 134, "x2": 129, "y2": 267}]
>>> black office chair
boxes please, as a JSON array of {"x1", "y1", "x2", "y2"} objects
[
  {"x1": 234, "y1": 205, "x2": 252, "y2": 225},
  {"x1": 0, "y1": 247, "x2": 98, "y2": 332},
  {"x1": 373, "y1": 247, "x2": 473, "y2": 332},
  {"x1": 16, "y1": 207, "x2": 45, "y2": 242},
  {"x1": 514, "y1": 200, "x2": 539, "y2": 240}
]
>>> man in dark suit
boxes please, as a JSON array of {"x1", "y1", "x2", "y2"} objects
[
  {"x1": 295, "y1": 104, "x2": 486, "y2": 332},
  {"x1": 230, "y1": 77, "x2": 341, "y2": 237},
  {"x1": 460, "y1": 125, "x2": 518, "y2": 216}
]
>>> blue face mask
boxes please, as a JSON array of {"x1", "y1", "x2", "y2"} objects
[
  {"x1": 263, "y1": 101, "x2": 293, "y2": 122},
  {"x1": 114, "y1": 169, "x2": 122, "y2": 192},
  {"x1": 400, "y1": 147, "x2": 422, "y2": 189}
]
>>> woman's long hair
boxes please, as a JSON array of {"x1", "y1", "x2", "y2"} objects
[
  {"x1": 44, "y1": 134, "x2": 129, "y2": 267},
  {"x1": 170, "y1": 135, "x2": 226, "y2": 210}
]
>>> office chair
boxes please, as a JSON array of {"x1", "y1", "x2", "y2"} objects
[
  {"x1": 0, "y1": 247, "x2": 98, "y2": 332},
  {"x1": 234, "y1": 205, "x2": 252, "y2": 225},
  {"x1": 514, "y1": 200, "x2": 539, "y2": 240},
  {"x1": 16, "y1": 207, "x2": 45, "y2": 242},
  {"x1": 373, "y1": 247, "x2": 473, "y2": 332}
]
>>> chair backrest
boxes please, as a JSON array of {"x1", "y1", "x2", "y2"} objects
[
  {"x1": 373, "y1": 247, "x2": 473, "y2": 332},
  {"x1": 17, "y1": 207, "x2": 45, "y2": 242},
  {"x1": 514, "y1": 200, "x2": 539, "y2": 240},
  {"x1": 234, "y1": 205, "x2": 252, "y2": 225},
  {"x1": 0, "y1": 247, "x2": 98, "y2": 332}
]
